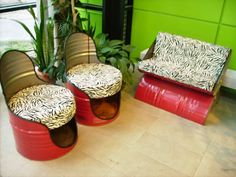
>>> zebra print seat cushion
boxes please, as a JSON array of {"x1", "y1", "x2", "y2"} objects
[
  {"x1": 139, "y1": 32, "x2": 230, "y2": 92},
  {"x1": 67, "y1": 63, "x2": 122, "y2": 99},
  {"x1": 8, "y1": 85, "x2": 76, "y2": 130}
]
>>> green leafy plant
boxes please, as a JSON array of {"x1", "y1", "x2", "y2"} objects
[
  {"x1": 49, "y1": 59, "x2": 67, "y2": 82},
  {"x1": 15, "y1": 0, "x2": 56, "y2": 78},
  {"x1": 52, "y1": 0, "x2": 95, "y2": 45},
  {"x1": 52, "y1": 0, "x2": 95, "y2": 82},
  {"x1": 94, "y1": 33, "x2": 140, "y2": 84}
]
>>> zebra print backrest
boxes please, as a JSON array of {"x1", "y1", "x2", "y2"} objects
[{"x1": 139, "y1": 32, "x2": 231, "y2": 93}]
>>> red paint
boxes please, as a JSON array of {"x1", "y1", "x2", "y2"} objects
[
  {"x1": 9, "y1": 111, "x2": 76, "y2": 160},
  {"x1": 135, "y1": 74, "x2": 214, "y2": 125},
  {"x1": 66, "y1": 82, "x2": 118, "y2": 126}
]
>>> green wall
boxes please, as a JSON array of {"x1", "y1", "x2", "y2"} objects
[
  {"x1": 131, "y1": 0, "x2": 236, "y2": 70},
  {"x1": 79, "y1": 0, "x2": 103, "y2": 36}
]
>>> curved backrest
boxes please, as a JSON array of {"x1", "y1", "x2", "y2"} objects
[
  {"x1": 0, "y1": 50, "x2": 45, "y2": 102},
  {"x1": 65, "y1": 32, "x2": 99, "y2": 72}
]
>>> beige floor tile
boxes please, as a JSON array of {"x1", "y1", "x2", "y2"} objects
[
  {"x1": 207, "y1": 140, "x2": 236, "y2": 161},
  {"x1": 45, "y1": 151, "x2": 110, "y2": 177},
  {"x1": 130, "y1": 132, "x2": 202, "y2": 176},
  {"x1": 12, "y1": 162, "x2": 64, "y2": 177},
  {"x1": 76, "y1": 125, "x2": 127, "y2": 167},
  {"x1": 194, "y1": 155, "x2": 236, "y2": 177},
  {"x1": 147, "y1": 113, "x2": 211, "y2": 155},
  {"x1": 0, "y1": 147, "x2": 51, "y2": 177},
  {"x1": 0, "y1": 156, "x2": 24, "y2": 177},
  {"x1": 108, "y1": 145, "x2": 189, "y2": 177},
  {"x1": 201, "y1": 140, "x2": 236, "y2": 175},
  {"x1": 103, "y1": 168, "x2": 128, "y2": 177},
  {"x1": 118, "y1": 93, "x2": 161, "y2": 130},
  {"x1": 205, "y1": 99, "x2": 236, "y2": 145},
  {"x1": 92, "y1": 118, "x2": 146, "y2": 145}
]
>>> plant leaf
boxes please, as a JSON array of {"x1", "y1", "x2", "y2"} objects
[
  {"x1": 108, "y1": 57, "x2": 117, "y2": 67},
  {"x1": 122, "y1": 45, "x2": 134, "y2": 52},
  {"x1": 95, "y1": 33, "x2": 108, "y2": 47},
  {"x1": 39, "y1": 0, "x2": 45, "y2": 37},
  {"x1": 99, "y1": 56, "x2": 106, "y2": 63},
  {"x1": 109, "y1": 40, "x2": 124, "y2": 47},
  {"x1": 28, "y1": 7, "x2": 36, "y2": 20},
  {"x1": 117, "y1": 58, "x2": 129, "y2": 73},
  {"x1": 101, "y1": 47, "x2": 112, "y2": 54},
  {"x1": 108, "y1": 48, "x2": 119, "y2": 55},
  {"x1": 119, "y1": 50, "x2": 128, "y2": 57}
]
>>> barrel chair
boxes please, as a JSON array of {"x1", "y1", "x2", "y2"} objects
[
  {"x1": 65, "y1": 32, "x2": 122, "y2": 126},
  {"x1": 0, "y1": 50, "x2": 78, "y2": 160},
  {"x1": 136, "y1": 32, "x2": 231, "y2": 125}
]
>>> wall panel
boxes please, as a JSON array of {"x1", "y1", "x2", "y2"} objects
[{"x1": 133, "y1": 0, "x2": 224, "y2": 22}]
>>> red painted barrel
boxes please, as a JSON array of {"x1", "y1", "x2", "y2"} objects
[
  {"x1": 9, "y1": 111, "x2": 77, "y2": 160},
  {"x1": 135, "y1": 75, "x2": 214, "y2": 125},
  {"x1": 66, "y1": 82, "x2": 119, "y2": 126}
]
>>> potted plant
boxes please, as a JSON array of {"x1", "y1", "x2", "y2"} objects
[
  {"x1": 94, "y1": 33, "x2": 140, "y2": 85},
  {"x1": 15, "y1": 0, "x2": 56, "y2": 83}
]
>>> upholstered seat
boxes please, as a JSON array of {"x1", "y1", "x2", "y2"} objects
[
  {"x1": 67, "y1": 63, "x2": 122, "y2": 99},
  {"x1": 138, "y1": 32, "x2": 230, "y2": 93},
  {"x1": 8, "y1": 84, "x2": 76, "y2": 130}
]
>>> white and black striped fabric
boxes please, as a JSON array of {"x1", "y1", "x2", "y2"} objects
[
  {"x1": 8, "y1": 85, "x2": 76, "y2": 130},
  {"x1": 139, "y1": 32, "x2": 230, "y2": 92},
  {"x1": 67, "y1": 63, "x2": 122, "y2": 99}
]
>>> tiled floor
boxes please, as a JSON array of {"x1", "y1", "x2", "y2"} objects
[{"x1": 0, "y1": 75, "x2": 236, "y2": 177}]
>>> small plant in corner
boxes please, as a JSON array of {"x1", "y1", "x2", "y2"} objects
[{"x1": 94, "y1": 33, "x2": 140, "y2": 85}]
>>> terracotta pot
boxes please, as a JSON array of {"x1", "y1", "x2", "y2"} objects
[{"x1": 35, "y1": 66, "x2": 55, "y2": 84}]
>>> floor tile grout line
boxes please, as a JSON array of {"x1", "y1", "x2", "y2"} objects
[
  {"x1": 192, "y1": 139, "x2": 212, "y2": 177},
  {"x1": 128, "y1": 130, "x2": 206, "y2": 177},
  {"x1": 146, "y1": 129, "x2": 208, "y2": 157},
  {"x1": 131, "y1": 146, "x2": 192, "y2": 177},
  {"x1": 78, "y1": 143, "x2": 123, "y2": 169}
]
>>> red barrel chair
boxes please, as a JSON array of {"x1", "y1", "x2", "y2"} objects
[
  {"x1": 135, "y1": 32, "x2": 231, "y2": 125},
  {"x1": 0, "y1": 51, "x2": 78, "y2": 160},
  {"x1": 65, "y1": 32, "x2": 122, "y2": 126}
]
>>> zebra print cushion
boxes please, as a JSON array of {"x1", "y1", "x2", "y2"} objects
[
  {"x1": 8, "y1": 85, "x2": 76, "y2": 130},
  {"x1": 67, "y1": 63, "x2": 122, "y2": 99},
  {"x1": 139, "y1": 32, "x2": 230, "y2": 92}
]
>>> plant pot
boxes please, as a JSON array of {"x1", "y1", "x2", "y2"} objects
[{"x1": 35, "y1": 66, "x2": 55, "y2": 84}]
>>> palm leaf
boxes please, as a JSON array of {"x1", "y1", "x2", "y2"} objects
[
  {"x1": 47, "y1": 18, "x2": 55, "y2": 67},
  {"x1": 39, "y1": 0, "x2": 45, "y2": 37},
  {"x1": 28, "y1": 7, "x2": 36, "y2": 20}
]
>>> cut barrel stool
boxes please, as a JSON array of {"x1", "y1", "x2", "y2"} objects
[
  {"x1": 0, "y1": 51, "x2": 78, "y2": 160},
  {"x1": 136, "y1": 32, "x2": 231, "y2": 125},
  {"x1": 65, "y1": 33, "x2": 122, "y2": 126}
]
